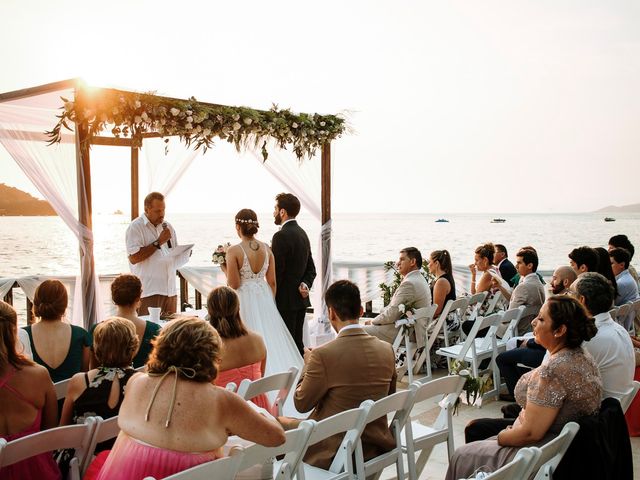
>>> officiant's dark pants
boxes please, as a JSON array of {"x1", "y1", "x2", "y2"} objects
[{"x1": 279, "y1": 308, "x2": 306, "y2": 356}]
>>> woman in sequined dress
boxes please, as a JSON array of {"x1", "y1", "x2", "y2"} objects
[{"x1": 446, "y1": 296, "x2": 603, "y2": 480}]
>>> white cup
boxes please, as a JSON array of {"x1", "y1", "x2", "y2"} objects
[{"x1": 148, "y1": 307, "x2": 162, "y2": 323}]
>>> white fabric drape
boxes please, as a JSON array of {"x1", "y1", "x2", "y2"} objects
[
  {"x1": 178, "y1": 266, "x2": 227, "y2": 300},
  {"x1": 141, "y1": 137, "x2": 200, "y2": 197},
  {"x1": 0, "y1": 90, "x2": 95, "y2": 327},
  {"x1": 15, "y1": 275, "x2": 82, "y2": 325}
]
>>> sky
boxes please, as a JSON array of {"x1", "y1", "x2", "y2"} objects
[{"x1": 1, "y1": 0, "x2": 639, "y2": 214}]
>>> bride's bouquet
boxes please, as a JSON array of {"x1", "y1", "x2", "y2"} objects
[{"x1": 212, "y1": 242, "x2": 231, "y2": 265}]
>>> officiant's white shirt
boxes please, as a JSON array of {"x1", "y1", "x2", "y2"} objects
[{"x1": 126, "y1": 214, "x2": 178, "y2": 298}]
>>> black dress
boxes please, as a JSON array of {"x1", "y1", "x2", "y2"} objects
[
  {"x1": 73, "y1": 367, "x2": 136, "y2": 451},
  {"x1": 431, "y1": 273, "x2": 457, "y2": 309}
]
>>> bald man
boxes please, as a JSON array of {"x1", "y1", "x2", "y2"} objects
[{"x1": 549, "y1": 265, "x2": 578, "y2": 296}]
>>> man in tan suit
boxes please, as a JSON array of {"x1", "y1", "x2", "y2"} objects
[
  {"x1": 279, "y1": 280, "x2": 397, "y2": 469},
  {"x1": 364, "y1": 247, "x2": 432, "y2": 344}
]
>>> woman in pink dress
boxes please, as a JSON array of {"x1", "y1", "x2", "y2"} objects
[
  {"x1": 95, "y1": 317, "x2": 285, "y2": 480},
  {"x1": 207, "y1": 286, "x2": 270, "y2": 411},
  {"x1": 0, "y1": 301, "x2": 60, "y2": 480}
]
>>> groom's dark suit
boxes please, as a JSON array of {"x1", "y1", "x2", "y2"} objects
[{"x1": 272, "y1": 219, "x2": 316, "y2": 354}]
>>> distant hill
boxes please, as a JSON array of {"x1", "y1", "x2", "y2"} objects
[
  {"x1": 0, "y1": 184, "x2": 56, "y2": 216},
  {"x1": 594, "y1": 203, "x2": 640, "y2": 213}
]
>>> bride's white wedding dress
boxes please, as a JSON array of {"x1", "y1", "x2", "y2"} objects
[{"x1": 235, "y1": 244, "x2": 303, "y2": 387}]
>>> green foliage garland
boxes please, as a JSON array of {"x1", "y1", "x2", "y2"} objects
[{"x1": 46, "y1": 89, "x2": 346, "y2": 161}]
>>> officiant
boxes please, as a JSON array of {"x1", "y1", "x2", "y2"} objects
[{"x1": 125, "y1": 191, "x2": 185, "y2": 316}]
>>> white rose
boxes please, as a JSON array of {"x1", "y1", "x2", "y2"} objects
[
  {"x1": 134, "y1": 115, "x2": 142, "y2": 124},
  {"x1": 398, "y1": 304, "x2": 405, "y2": 313},
  {"x1": 141, "y1": 112, "x2": 149, "y2": 121},
  {"x1": 292, "y1": 122, "x2": 298, "y2": 128},
  {"x1": 232, "y1": 114, "x2": 240, "y2": 121},
  {"x1": 233, "y1": 122, "x2": 241, "y2": 131},
  {"x1": 135, "y1": 100, "x2": 142, "y2": 109},
  {"x1": 185, "y1": 123, "x2": 193, "y2": 130},
  {"x1": 243, "y1": 117, "x2": 252, "y2": 125},
  {"x1": 186, "y1": 116, "x2": 193, "y2": 123},
  {"x1": 170, "y1": 107, "x2": 180, "y2": 116},
  {"x1": 320, "y1": 121, "x2": 326, "y2": 127}
]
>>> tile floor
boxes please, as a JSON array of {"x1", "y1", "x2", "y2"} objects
[{"x1": 377, "y1": 369, "x2": 640, "y2": 479}]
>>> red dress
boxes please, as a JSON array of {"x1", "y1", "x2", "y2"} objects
[
  {"x1": 0, "y1": 368, "x2": 61, "y2": 480},
  {"x1": 215, "y1": 362, "x2": 271, "y2": 412}
]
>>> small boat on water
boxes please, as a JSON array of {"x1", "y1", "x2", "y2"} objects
[
  {"x1": 435, "y1": 218, "x2": 449, "y2": 223},
  {"x1": 491, "y1": 218, "x2": 506, "y2": 223},
  {"x1": 604, "y1": 217, "x2": 616, "y2": 222}
]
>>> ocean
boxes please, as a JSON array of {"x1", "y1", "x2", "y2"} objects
[{"x1": 2, "y1": 211, "x2": 639, "y2": 278}]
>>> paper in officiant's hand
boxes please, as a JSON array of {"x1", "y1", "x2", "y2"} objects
[{"x1": 161, "y1": 243, "x2": 194, "y2": 268}]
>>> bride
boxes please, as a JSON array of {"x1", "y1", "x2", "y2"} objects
[{"x1": 222, "y1": 209, "x2": 303, "y2": 381}]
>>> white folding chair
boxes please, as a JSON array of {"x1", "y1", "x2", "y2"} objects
[
  {"x1": 54, "y1": 377, "x2": 71, "y2": 400},
  {"x1": 530, "y1": 422, "x2": 579, "y2": 480},
  {"x1": 619, "y1": 380, "x2": 640, "y2": 414},
  {"x1": 237, "y1": 366, "x2": 299, "y2": 416},
  {"x1": 82, "y1": 415, "x2": 120, "y2": 475},
  {"x1": 354, "y1": 389, "x2": 415, "y2": 480},
  {"x1": 236, "y1": 420, "x2": 314, "y2": 480},
  {"x1": 440, "y1": 297, "x2": 471, "y2": 348},
  {"x1": 483, "y1": 446, "x2": 541, "y2": 479},
  {"x1": 0, "y1": 417, "x2": 98, "y2": 480},
  {"x1": 496, "y1": 306, "x2": 525, "y2": 345},
  {"x1": 296, "y1": 404, "x2": 371, "y2": 480},
  {"x1": 402, "y1": 375, "x2": 466, "y2": 480},
  {"x1": 516, "y1": 304, "x2": 542, "y2": 336},
  {"x1": 436, "y1": 312, "x2": 504, "y2": 405},
  {"x1": 143, "y1": 447, "x2": 245, "y2": 480},
  {"x1": 483, "y1": 291, "x2": 503, "y2": 315},
  {"x1": 393, "y1": 304, "x2": 438, "y2": 383}
]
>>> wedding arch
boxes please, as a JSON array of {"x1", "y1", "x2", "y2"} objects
[{"x1": 0, "y1": 78, "x2": 346, "y2": 329}]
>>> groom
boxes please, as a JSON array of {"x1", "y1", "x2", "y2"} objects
[{"x1": 272, "y1": 192, "x2": 316, "y2": 355}]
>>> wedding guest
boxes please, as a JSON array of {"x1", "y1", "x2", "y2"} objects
[
  {"x1": 549, "y1": 265, "x2": 577, "y2": 296},
  {"x1": 280, "y1": 280, "x2": 396, "y2": 469},
  {"x1": 608, "y1": 234, "x2": 639, "y2": 285},
  {"x1": 207, "y1": 286, "x2": 269, "y2": 410},
  {"x1": 469, "y1": 242, "x2": 500, "y2": 295},
  {"x1": 428, "y1": 249, "x2": 456, "y2": 319},
  {"x1": 94, "y1": 317, "x2": 285, "y2": 480},
  {"x1": 610, "y1": 248, "x2": 639, "y2": 307},
  {"x1": 364, "y1": 247, "x2": 431, "y2": 344},
  {"x1": 494, "y1": 248, "x2": 545, "y2": 335},
  {"x1": 494, "y1": 244, "x2": 518, "y2": 288},
  {"x1": 89, "y1": 274, "x2": 161, "y2": 369},
  {"x1": 60, "y1": 318, "x2": 138, "y2": 454},
  {"x1": 23, "y1": 279, "x2": 90, "y2": 383},
  {"x1": 449, "y1": 296, "x2": 602, "y2": 479},
  {"x1": 0, "y1": 301, "x2": 60, "y2": 480},
  {"x1": 574, "y1": 272, "x2": 634, "y2": 401},
  {"x1": 595, "y1": 246, "x2": 618, "y2": 298},
  {"x1": 568, "y1": 246, "x2": 599, "y2": 276}
]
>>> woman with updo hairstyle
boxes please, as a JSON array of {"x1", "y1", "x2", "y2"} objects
[
  {"x1": 0, "y1": 301, "x2": 60, "y2": 479},
  {"x1": 207, "y1": 286, "x2": 269, "y2": 409},
  {"x1": 446, "y1": 296, "x2": 602, "y2": 479},
  {"x1": 428, "y1": 249, "x2": 457, "y2": 318},
  {"x1": 60, "y1": 317, "x2": 138, "y2": 449},
  {"x1": 218, "y1": 208, "x2": 302, "y2": 381},
  {"x1": 89, "y1": 274, "x2": 161, "y2": 369},
  {"x1": 468, "y1": 242, "x2": 501, "y2": 295},
  {"x1": 23, "y1": 279, "x2": 90, "y2": 383},
  {"x1": 93, "y1": 317, "x2": 285, "y2": 480}
]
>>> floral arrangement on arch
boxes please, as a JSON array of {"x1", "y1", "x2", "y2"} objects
[
  {"x1": 379, "y1": 259, "x2": 435, "y2": 307},
  {"x1": 46, "y1": 89, "x2": 347, "y2": 161}
]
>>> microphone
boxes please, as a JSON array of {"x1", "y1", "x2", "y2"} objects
[{"x1": 162, "y1": 222, "x2": 172, "y2": 248}]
